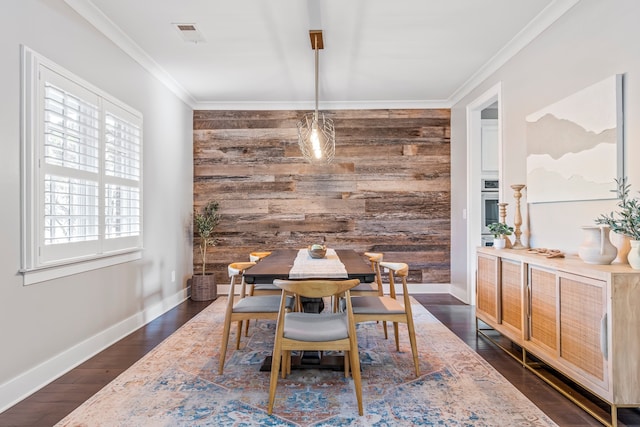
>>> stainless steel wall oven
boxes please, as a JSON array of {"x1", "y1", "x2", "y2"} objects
[{"x1": 481, "y1": 179, "x2": 499, "y2": 245}]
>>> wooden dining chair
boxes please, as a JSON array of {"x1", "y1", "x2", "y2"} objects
[
  {"x1": 247, "y1": 251, "x2": 281, "y2": 296},
  {"x1": 351, "y1": 261, "x2": 420, "y2": 376},
  {"x1": 218, "y1": 262, "x2": 295, "y2": 374},
  {"x1": 249, "y1": 251, "x2": 272, "y2": 262},
  {"x1": 268, "y1": 278, "x2": 364, "y2": 416},
  {"x1": 349, "y1": 252, "x2": 384, "y2": 296},
  {"x1": 244, "y1": 251, "x2": 281, "y2": 335},
  {"x1": 332, "y1": 252, "x2": 384, "y2": 319}
]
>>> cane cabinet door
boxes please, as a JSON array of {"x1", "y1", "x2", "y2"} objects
[
  {"x1": 500, "y1": 258, "x2": 523, "y2": 338},
  {"x1": 476, "y1": 253, "x2": 499, "y2": 324},
  {"x1": 558, "y1": 272, "x2": 608, "y2": 394},
  {"x1": 527, "y1": 266, "x2": 558, "y2": 358}
]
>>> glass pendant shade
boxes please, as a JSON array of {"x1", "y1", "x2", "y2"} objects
[
  {"x1": 297, "y1": 112, "x2": 335, "y2": 164},
  {"x1": 298, "y1": 30, "x2": 335, "y2": 164}
]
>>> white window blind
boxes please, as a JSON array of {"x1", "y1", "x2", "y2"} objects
[
  {"x1": 43, "y1": 78, "x2": 101, "y2": 247},
  {"x1": 44, "y1": 175, "x2": 99, "y2": 245},
  {"x1": 103, "y1": 103, "x2": 141, "y2": 247},
  {"x1": 21, "y1": 47, "x2": 143, "y2": 283}
]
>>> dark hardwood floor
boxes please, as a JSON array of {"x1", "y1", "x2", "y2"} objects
[
  {"x1": 1, "y1": 295, "x2": 638, "y2": 426},
  {"x1": 0, "y1": 299, "x2": 212, "y2": 427},
  {"x1": 413, "y1": 295, "x2": 640, "y2": 427}
]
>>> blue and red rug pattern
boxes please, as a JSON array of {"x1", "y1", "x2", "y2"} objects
[{"x1": 56, "y1": 297, "x2": 557, "y2": 426}]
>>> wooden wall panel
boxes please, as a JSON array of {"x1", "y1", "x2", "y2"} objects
[{"x1": 193, "y1": 109, "x2": 450, "y2": 285}]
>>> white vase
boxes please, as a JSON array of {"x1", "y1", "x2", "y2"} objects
[
  {"x1": 628, "y1": 240, "x2": 640, "y2": 270},
  {"x1": 609, "y1": 231, "x2": 631, "y2": 264},
  {"x1": 578, "y1": 225, "x2": 617, "y2": 265},
  {"x1": 493, "y1": 238, "x2": 506, "y2": 249}
]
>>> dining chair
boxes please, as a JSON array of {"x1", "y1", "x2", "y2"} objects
[
  {"x1": 218, "y1": 262, "x2": 295, "y2": 375},
  {"x1": 349, "y1": 252, "x2": 384, "y2": 296},
  {"x1": 244, "y1": 251, "x2": 281, "y2": 335},
  {"x1": 247, "y1": 251, "x2": 281, "y2": 296},
  {"x1": 249, "y1": 251, "x2": 272, "y2": 262},
  {"x1": 332, "y1": 252, "x2": 384, "y2": 320},
  {"x1": 267, "y1": 278, "x2": 364, "y2": 416},
  {"x1": 351, "y1": 261, "x2": 420, "y2": 377}
]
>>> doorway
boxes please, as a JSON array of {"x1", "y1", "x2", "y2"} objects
[{"x1": 465, "y1": 83, "x2": 502, "y2": 305}]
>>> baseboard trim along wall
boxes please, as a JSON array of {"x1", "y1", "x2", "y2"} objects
[{"x1": 0, "y1": 289, "x2": 189, "y2": 413}]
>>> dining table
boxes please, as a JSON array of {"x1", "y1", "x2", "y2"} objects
[
  {"x1": 243, "y1": 248, "x2": 375, "y2": 285},
  {"x1": 243, "y1": 247, "x2": 374, "y2": 371}
]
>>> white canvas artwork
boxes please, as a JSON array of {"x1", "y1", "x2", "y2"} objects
[{"x1": 526, "y1": 74, "x2": 623, "y2": 203}]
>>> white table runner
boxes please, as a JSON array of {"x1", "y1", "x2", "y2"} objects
[{"x1": 288, "y1": 248, "x2": 349, "y2": 279}]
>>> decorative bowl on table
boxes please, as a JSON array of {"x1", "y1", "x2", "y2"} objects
[{"x1": 308, "y1": 244, "x2": 327, "y2": 259}]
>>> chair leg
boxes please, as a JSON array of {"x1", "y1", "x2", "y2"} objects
[
  {"x1": 343, "y1": 351, "x2": 350, "y2": 378},
  {"x1": 268, "y1": 341, "x2": 283, "y2": 415},
  {"x1": 281, "y1": 351, "x2": 288, "y2": 376},
  {"x1": 406, "y1": 318, "x2": 420, "y2": 377},
  {"x1": 281, "y1": 351, "x2": 289, "y2": 379},
  {"x1": 393, "y1": 322, "x2": 400, "y2": 351},
  {"x1": 349, "y1": 346, "x2": 364, "y2": 415},
  {"x1": 383, "y1": 320, "x2": 388, "y2": 339},
  {"x1": 235, "y1": 320, "x2": 243, "y2": 349},
  {"x1": 218, "y1": 308, "x2": 233, "y2": 375}
]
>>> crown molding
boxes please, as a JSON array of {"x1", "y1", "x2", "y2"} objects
[
  {"x1": 192, "y1": 99, "x2": 452, "y2": 111},
  {"x1": 447, "y1": 0, "x2": 581, "y2": 106},
  {"x1": 65, "y1": 0, "x2": 580, "y2": 112},
  {"x1": 63, "y1": 0, "x2": 197, "y2": 108}
]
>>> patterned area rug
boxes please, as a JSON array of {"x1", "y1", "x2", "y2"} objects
[{"x1": 56, "y1": 298, "x2": 557, "y2": 426}]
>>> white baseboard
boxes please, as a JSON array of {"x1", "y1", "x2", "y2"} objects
[
  {"x1": 0, "y1": 288, "x2": 189, "y2": 413},
  {"x1": 449, "y1": 285, "x2": 470, "y2": 304}
]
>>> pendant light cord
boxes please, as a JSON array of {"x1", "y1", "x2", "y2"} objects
[{"x1": 314, "y1": 33, "x2": 319, "y2": 122}]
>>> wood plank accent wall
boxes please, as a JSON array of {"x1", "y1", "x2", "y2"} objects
[{"x1": 193, "y1": 109, "x2": 451, "y2": 286}]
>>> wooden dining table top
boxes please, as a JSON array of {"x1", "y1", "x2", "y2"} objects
[{"x1": 243, "y1": 249, "x2": 375, "y2": 284}]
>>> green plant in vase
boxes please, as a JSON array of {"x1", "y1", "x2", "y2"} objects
[
  {"x1": 194, "y1": 201, "x2": 221, "y2": 275},
  {"x1": 487, "y1": 222, "x2": 514, "y2": 249},
  {"x1": 192, "y1": 201, "x2": 221, "y2": 300},
  {"x1": 595, "y1": 178, "x2": 640, "y2": 240}
]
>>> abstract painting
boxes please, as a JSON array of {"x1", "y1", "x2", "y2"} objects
[{"x1": 526, "y1": 74, "x2": 623, "y2": 203}]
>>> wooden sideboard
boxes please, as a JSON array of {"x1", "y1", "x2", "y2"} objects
[{"x1": 476, "y1": 247, "x2": 640, "y2": 427}]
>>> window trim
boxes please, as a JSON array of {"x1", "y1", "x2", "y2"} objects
[
  {"x1": 20, "y1": 46, "x2": 143, "y2": 285},
  {"x1": 21, "y1": 252, "x2": 143, "y2": 286}
]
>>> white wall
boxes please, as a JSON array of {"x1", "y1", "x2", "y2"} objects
[
  {"x1": 0, "y1": 1, "x2": 194, "y2": 410},
  {"x1": 450, "y1": 0, "x2": 640, "y2": 299}
]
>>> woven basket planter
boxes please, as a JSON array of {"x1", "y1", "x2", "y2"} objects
[{"x1": 191, "y1": 274, "x2": 217, "y2": 301}]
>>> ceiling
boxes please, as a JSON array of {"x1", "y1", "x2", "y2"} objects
[{"x1": 64, "y1": 0, "x2": 579, "y2": 110}]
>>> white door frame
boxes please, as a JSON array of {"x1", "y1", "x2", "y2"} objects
[{"x1": 465, "y1": 82, "x2": 503, "y2": 304}]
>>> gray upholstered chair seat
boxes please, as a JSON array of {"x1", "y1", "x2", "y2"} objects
[
  {"x1": 233, "y1": 295, "x2": 294, "y2": 313},
  {"x1": 351, "y1": 296, "x2": 405, "y2": 314},
  {"x1": 283, "y1": 312, "x2": 348, "y2": 341}
]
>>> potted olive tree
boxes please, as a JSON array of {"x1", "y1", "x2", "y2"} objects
[
  {"x1": 487, "y1": 222, "x2": 514, "y2": 249},
  {"x1": 192, "y1": 201, "x2": 221, "y2": 301}
]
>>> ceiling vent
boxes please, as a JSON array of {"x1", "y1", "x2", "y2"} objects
[{"x1": 173, "y1": 23, "x2": 206, "y2": 44}]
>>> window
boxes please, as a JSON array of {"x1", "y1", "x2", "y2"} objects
[{"x1": 21, "y1": 47, "x2": 143, "y2": 284}]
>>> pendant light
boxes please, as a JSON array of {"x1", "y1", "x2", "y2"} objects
[{"x1": 297, "y1": 30, "x2": 335, "y2": 164}]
